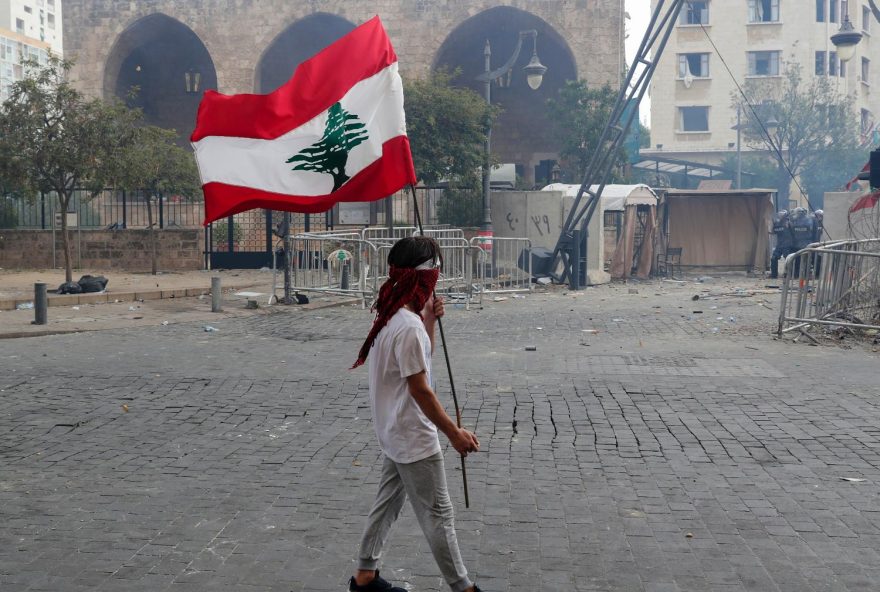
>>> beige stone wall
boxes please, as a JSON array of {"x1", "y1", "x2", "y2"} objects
[
  {"x1": 0, "y1": 229, "x2": 204, "y2": 271},
  {"x1": 63, "y1": 0, "x2": 623, "y2": 97}
]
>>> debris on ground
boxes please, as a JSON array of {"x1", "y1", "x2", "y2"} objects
[
  {"x1": 16, "y1": 302, "x2": 34, "y2": 310},
  {"x1": 203, "y1": 325, "x2": 218, "y2": 332}
]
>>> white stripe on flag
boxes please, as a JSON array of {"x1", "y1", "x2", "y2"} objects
[{"x1": 193, "y1": 63, "x2": 407, "y2": 196}]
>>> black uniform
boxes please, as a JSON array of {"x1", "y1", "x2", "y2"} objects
[{"x1": 770, "y1": 215, "x2": 793, "y2": 279}]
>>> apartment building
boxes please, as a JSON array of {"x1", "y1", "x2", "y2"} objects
[
  {"x1": 646, "y1": 0, "x2": 879, "y2": 169},
  {"x1": 0, "y1": 0, "x2": 62, "y2": 54},
  {"x1": 0, "y1": 0, "x2": 60, "y2": 101}
]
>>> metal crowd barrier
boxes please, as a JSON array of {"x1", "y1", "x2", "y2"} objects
[
  {"x1": 288, "y1": 233, "x2": 381, "y2": 305},
  {"x1": 413, "y1": 228, "x2": 467, "y2": 241},
  {"x1": 276, "y1": 229, "x2": 534, "y2": 309},
  {"x1": 778, "y1": 238, "x2": 880, "y2": 341},
  {"x1": 469, "y1": 237, "x2": 533, "y2": 304}
]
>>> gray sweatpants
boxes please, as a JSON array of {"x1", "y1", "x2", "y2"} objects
[{"x1": 357, "y1": 452, "x2": 473, "y2": 592}]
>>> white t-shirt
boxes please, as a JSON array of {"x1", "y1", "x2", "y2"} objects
[{"x1": 368, "y1": 308, "x2": 441, "y2": 464}]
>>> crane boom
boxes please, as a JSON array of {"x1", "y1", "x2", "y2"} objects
[{"x1": 551, "y1": 0, "x2": 686, "y2": 288}]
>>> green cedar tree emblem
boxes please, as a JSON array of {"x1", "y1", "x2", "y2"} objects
[{"x1": 286, "y1": 102, "x2": 369, "y2": 192}]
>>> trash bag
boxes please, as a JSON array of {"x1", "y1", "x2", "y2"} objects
[
  {"x1": 294, "y1": 292, "x2": 309, "y2": 305},
  {"x1": 78, "y1": 275, "x2": 108, "y2": 293},
  {"x1": 58, "y1": 281, "x2": 83, "y2": 295}
]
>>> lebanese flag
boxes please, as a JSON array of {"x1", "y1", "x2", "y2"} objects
[
  {"x1": 191, "y1": 16, "x2": 416, "y2": 225},
  {"x1": 849, "y1": 190, "x2": 880, "y2": 213},
  {"x1": 844, "y1": 162, "x2": 869, "y2": 191}
]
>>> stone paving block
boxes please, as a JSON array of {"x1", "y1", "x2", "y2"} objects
[{"x1": 2, "y1": 282, "x2": 880, "y2": 590}]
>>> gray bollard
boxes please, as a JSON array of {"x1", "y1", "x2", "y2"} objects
[
  {"x1": 340, "y1": 262, "x2": 350, "y2": 291},
  {"x1": 34, "y1": 283, "x2": 48, "y2": 325},
  {"x1": 211, "y1": 276, "x2": 222, "y2": 312}
]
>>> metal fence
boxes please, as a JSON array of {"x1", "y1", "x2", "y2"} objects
[
  {"x1": 777, "y1": 239, "x2": 880, "y2": 341},
  {"x1": 1, "y1": 186, "x2": 474, "y2": 231},
  {"x1": 3, "y1": 190, "x2": 203, "y2": 229},
  {"x1": 470, "y1": 237, "x2": 533, "y2": 305},
  {"x1": 278, "y1": 228, "x2": 534, "y2": 308}
]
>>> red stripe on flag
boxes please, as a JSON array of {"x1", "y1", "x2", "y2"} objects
[
  {"x1": 191, "y1": 16, "x2": 396, "y2": 142},
  {"x1": 849, "y1": 191, "x2": 880, "y2": 214},
  {"x1": 845, "y1": 161, "x2": 870, "y2": 191},
  {"x1": 202, "y1": 136, "x2": 416, "y2": 224}
]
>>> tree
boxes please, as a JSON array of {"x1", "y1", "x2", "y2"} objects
[
  {"x1": 718, "y1": 153, "x2": 780, "y2": 190},
  {"x1": 403, "y1": 69, "x2": 498, "y2": 188},
  {"x1": 546, "y1": 80, "x2": 630, "y2": 183},
  {"x1": 0, "y1": 56, "x2": 138, "y2": 283},
  {"x1": 111, "y1": 125, "x2": 201, "y2": 274},
  {"x1": 402, "y1": 70, "x2": 499, "y2": 226},
  {"x1": 286, "y1": 102, "x2": 368, "y2": 191},
  {"x1": 736, "y1": 61, "x2": 867, "y2": 208}
]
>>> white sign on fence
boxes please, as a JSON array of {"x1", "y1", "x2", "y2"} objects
[{"x1": 53, "y1": 212, "x2": 78, "y2": 228}]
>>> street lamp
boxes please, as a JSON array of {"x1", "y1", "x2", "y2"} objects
[
  {"x1": 831, "y1": 0, "x2": 880, "y2": 62},
  {"x1": 475, "y1": 30, "x2": 547, "y2": 237},
  {"x1": 763, "y1": 114, "x2": 782, "y2": 210},
  {"x1": 730, "y1": 104, "x2": 743, "y2": 189}
]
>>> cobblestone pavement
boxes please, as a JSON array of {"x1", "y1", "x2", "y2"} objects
[{"x1": 1, "y1": 277, "x2": 879, "y2": 591}]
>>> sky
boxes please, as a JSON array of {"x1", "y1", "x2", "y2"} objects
[{"x1": 626, "y1": 0, "x2": 653, "y2": 126}]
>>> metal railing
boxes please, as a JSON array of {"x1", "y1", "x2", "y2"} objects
[
  {"x1": 287, "y1": 234, "x2": 381, "y2": 304},
  {"x1": 3, "y1": 190, "x2": 204, "y2": 229},
  {"x1": 470, "y1": 237, "x2": 534, "y2": 298},
  {"x1": 778, "y1": 239, "x2": 880, "y2": 341},
  {"x1": 277, "y1": 230, "x2": 534, "y2": 309}
]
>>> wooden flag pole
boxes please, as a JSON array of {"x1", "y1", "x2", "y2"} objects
[{"x1": 409, "y1": 185, "x2": 469, "y2": 508}]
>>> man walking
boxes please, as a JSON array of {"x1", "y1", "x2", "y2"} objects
[{"x1": 350, "y1": 236, "x2": 481, "y2": 592}]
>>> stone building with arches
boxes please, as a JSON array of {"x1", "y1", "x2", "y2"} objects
[{"x1": 63, "y1": 0, "x2": 624, "y2": 185}]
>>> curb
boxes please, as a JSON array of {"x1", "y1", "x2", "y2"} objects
[
  {"x1": 0, "y1": 297, "x2": 363, "y2": 340},
  {"x1": 0, "y1": 287, "x2": 214, "y2": 311}
]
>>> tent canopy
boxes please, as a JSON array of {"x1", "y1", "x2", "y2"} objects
[
  {"x1": 542, "y1": 183, "x2": 659, "y2": 211},
  {"x1": 660, "y1": 189, "x2": 775, "y2": 270}
]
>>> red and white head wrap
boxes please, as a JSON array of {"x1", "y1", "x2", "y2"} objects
[{"x1": 352, "y1": 259, "x2": 440, "y2": 369}]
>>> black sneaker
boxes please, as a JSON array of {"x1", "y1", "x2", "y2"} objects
[{"x1": 348, "y1": 571, "x2": 406, "y2": 592}]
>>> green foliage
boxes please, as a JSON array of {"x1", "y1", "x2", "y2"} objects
[
  {"x1": 403, "y1": 70, "x2": 499, "y2": 187},
  {"x1": 735, "y1": 61, "x2": 867, "y2": 205},
  {"x1": 638, "y1": 121, "x2": 650, "y2": 149},
  {"x1": 0, "y1": 56, "x2": 141, "y2": 280},
  {"x1": 111, "y1": 125, "x2": 201, "y2": 200},
  {"x1": 437, "y1": 176, "x2": 482, "y2": 228},
  {"x1": 287, "y1": 102, "x2": 368, "y2": 191},
  {"x1": 0, "y1": 198, "x2": 18, "y2": 228},
  {"x1": 212, "y1": 220, "x2": 243, "y2": 247},
  {"x1": 718, "y1": 153, "x2": 780, "y2": 189},
  {"x1": 546, "y1": 80, "x2": 630, "y2": 182}
]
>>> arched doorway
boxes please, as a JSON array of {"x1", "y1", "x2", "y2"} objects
[
  {"x1": 435, "y1": 7, "x2": 578, "y2": 185},
  {"x1": 104, "y1": 14, "x2": 218, "y2": 144},
  {"x1": 256, "y1": 13, "x2": 356, "y2": 93}
]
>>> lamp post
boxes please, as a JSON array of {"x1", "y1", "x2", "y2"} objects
[
  {"x1": 831, "y1": 0, "x2": 880, "y2": 62},
  {"x1": 730, "y1": 104, "x2": 743, "y2": 189},
  {"x1": 475, "y1": 30, "x2": 547, "y2": 238},
  {"x1": 764, "y1": 114, "x2": 782, "y2": 210}
]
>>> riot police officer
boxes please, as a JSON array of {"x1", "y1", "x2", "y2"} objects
[
  {"x1": 790, "y1": 207, "x2": 815, "y2": 250},
  {"x1": 811, "y1": 209, "x2": 825, "y2": 274},
  {"x1": 812, "y1": 209, "x2": 824, "y2": 242},
  {"x1": 770, "y1": 210, "x2": 792, "y2": 279}
]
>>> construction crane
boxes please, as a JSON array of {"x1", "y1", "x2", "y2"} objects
[{"x1": 551, "y1": 0, "x2": 687, "y2": 288}]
